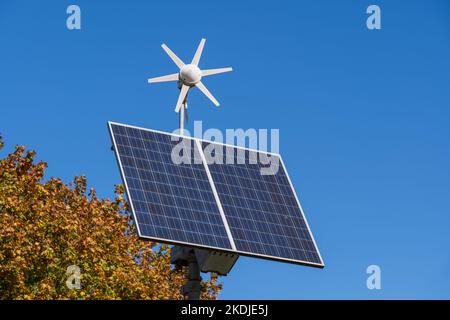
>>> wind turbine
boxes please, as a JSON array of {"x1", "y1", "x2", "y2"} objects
[{"x1": 147, "y1": 38, "x2": 232, "y2": 134}]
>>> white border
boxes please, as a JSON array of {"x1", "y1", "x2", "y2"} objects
[
  {"x1": 108, "y1": 121, "x2": 325, "y2": 268},
  {"x1": 195, "y1": 139, "x2": 237, "y2": 251}
]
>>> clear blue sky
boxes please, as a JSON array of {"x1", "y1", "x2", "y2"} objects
[{"x1": 1, "y1": 1, "x2": 449, "y2": 299}]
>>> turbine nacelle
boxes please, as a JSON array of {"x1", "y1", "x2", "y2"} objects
[
  {"x1": 147, "y1": 38, "x2": 232, "y2": 112},
  {"x1": 180, "y1": 64, "x2": 202, "y2": 86}
]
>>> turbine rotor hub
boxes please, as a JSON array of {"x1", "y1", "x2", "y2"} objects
[{"x1": 180, "y1": 64, "x2": 202, "y2": 86}]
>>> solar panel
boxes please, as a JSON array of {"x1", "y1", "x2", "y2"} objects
[
  {"x1": 202, "y1": 142, "x2": 323, "y2": 265},
  {"x1": 109, "y1": 122, "x2": 324, "y2": 268},
  {"x1": 109, "y1": 123, "x2": 233, "y2": 250}
]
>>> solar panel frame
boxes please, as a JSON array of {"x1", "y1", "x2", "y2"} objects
[{"x1": 108, "y1": 121, "x2": 324, "y2": 268}]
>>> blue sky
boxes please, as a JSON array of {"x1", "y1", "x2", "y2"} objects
[{"x1": 1, "y1": 1, "x2": 449, "y2": 299}]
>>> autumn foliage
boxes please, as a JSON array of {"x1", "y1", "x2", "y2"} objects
[{"x1": 0, "y1": 137, "x2": 221, "y2": 299}]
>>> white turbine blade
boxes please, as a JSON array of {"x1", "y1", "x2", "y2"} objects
[
  {"x1": 195, "y1": 81, "x2": 219, "y2": 106},
  {"x1": 201, "y1": 67, "x2": 233, "y2": 77},
  {"x1": 161, "y1": 44, "x2": 185, "y2": 69},
  {"x1": 191, "y1": 38, "x2": 206, "y2": 66},
  {"x1": 148, "y1": 73, "x2": 179, "y2": 83},
  {"x1": 175, "y1": 84, "x2": 190, "y2": 112}
]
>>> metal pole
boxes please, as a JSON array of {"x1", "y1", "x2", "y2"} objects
[
  {"x1": 171, "y1": 247, "x2": 202, "y2": 300},
  {"x1": 174, "y1": 90, "x2": 202, "y2": 300},
  {"x1": 182, "y1": 253, "x2": 202, "y2": 300},
  {"x1": 179, "y1": 102, "x2": 185, "y2": 136}
]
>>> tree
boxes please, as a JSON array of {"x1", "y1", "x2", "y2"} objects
[{"x1": 0, "y1": 140, "x2": 221, "y2": 299}]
